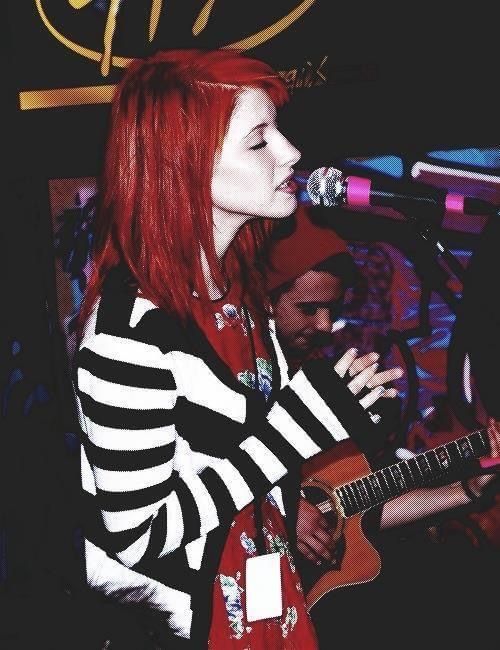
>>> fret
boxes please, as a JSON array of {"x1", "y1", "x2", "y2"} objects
[
  {"x1": 423, "y1": 452, "x2": 434, "y2": 474},
  {"x1": 434, "y1": 445, "x2": 451, "y2": 472},
  {"x1": 416, "y1": 454, "x2": 433, "y2": 482},
  {"x1": 346, "y1": 483, "x2": 361, "y2": 513},
  {"x1": 367, "y1": 473, "x2": 385, "y2": 502},
  {"x1": 425, "y1": 449, "x2": 443, "y2": 476},
  {"x1": 335, "y1": 488, "x2": 348, "y2": 514},
  {"x1": 381, "y1": 467, "x2": 396, "y2": 498},
  {"x1": 470, "y1": 429, "x2": 489, "y2": 456},
  {"x1": 346, "y1": 481, "x2": 360, "y2": 511},
  {"x1": 446, "y1": 439, "x2": 464, "y2": 465},
  {"x1": 408, "y1": 457, "x2": 424, "y2": 485},
  {"x1": 355, "y1": 479, "x2": 371, "y2": 510},
  {"x1": 362, "y1": 476, "x2": 377, "y2": 507},
  {"x1": 400, "y1": 460, "x2": 417, "y2": 490},
  {"x1": 353, "y1": 482, "x2": 366, "y2": 511},
  {"x1": 480, "y1": 428, "x2": 489, "y2": 452},
  {"x1": 340, "y1": 485, "x2": 356, "y2": 516},
  {"x1": 389, "y1": 463, "x2": 407, "y2": 493},
  {"x1": 350, "y1": 482, "x2": 363, "y2": 511},
  {"x1": 456, "y1": 436, "x2": 474, "y2": 461},
  {"x1": 467, "y1": 431, "x2": 485, "y2": 457},
  {"x1": 337, "y1": 486, "x2": 350, "y2": 515}
]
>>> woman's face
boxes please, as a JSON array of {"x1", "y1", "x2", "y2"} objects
[{"x1": 211, "y1": 88, "x2": 301, "y2": 230}]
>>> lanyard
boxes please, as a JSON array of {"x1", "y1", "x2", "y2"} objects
[{"x1": 242, "y1": 302, "x2": 267, "y2": 556}]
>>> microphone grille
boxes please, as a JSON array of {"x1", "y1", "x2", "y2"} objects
[{"x1": 307, "y1": 167, "x2": 344, "y2": 207}]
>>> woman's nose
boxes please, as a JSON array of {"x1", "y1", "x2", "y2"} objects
[
  {"x1": 277, "y1": 132, "x2": 301, "y2": 167},
  {"x1": 286, "y1": 140, "x2": 301, "y2": 167}
]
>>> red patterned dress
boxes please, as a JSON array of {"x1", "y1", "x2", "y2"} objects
[{"x1": 192, "y1": 282, "x2": 319, "y2": 649}]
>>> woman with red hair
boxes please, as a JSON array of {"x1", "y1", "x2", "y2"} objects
[{"x1": 74, "y1": 49, "x2": 382, "y2": 648}]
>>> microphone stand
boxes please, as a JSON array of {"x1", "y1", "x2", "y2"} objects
[
  {"x1": 398, "y1": 202, "x2": 500, "y2": 315},
  {"x1": 398, "y1": 204, "x2": 500, "y2": 430},
  {"x1": 403, "y1": 212, "x2": 466, "y2": 283},
  {"x1": 397, "y1": 207, "x2": 466, "y2": 315}
]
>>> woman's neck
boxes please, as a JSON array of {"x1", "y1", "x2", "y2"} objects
[
  {"x1": 200, "y1": 213, "x2": 248, "y2": 299},
  {"x1": 200, "y1": 247, "x2": 228, "y2": 300}
]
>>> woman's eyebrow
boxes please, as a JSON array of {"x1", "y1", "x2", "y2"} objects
[{"x1": 244, "y1": 122, "x2": 268, "y2": 137}]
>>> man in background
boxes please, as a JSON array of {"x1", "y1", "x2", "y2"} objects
[{"x1": 266, "y1": 205, "x2": 500, "y2": 647}]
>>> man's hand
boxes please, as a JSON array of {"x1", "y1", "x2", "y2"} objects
[
  {"x1": 334, "y1": 349, "x2": 403, "y2": 409},
  {"x1": 296, "y1": 497, "x2": 335, "y2": 564},
  {"x1": 468, "y1": 417, "x2": 500, "y2": 497}
]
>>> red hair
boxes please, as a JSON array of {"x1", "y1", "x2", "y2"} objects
[{"x1": 78, "y1": 49, "x2": 289, "y2": 336}]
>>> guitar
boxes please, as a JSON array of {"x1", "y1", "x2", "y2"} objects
[{"x1": 300, "y1": 426, "x2": 490, "y2": 611}]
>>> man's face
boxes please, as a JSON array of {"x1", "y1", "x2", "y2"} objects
[{"x1": 273, "y1": 270, "x2": 345, "y2": 357}]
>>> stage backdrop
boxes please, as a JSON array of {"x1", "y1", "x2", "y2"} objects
[{"x1": 6, "y1": 1, "x2": 500, "y2": 178}]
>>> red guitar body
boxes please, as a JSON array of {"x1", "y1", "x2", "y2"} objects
[{"x1": 301, "y1": 441, "x2": 382, "y2": 611}]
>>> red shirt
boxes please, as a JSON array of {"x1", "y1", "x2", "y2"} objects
[{"x1": 192, "y1": 282, "x2": 318, "y2": 649}]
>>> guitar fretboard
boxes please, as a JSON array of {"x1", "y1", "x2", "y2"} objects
[{"x1": 332, "y1": 428, "x2": 488, "y2": 518}]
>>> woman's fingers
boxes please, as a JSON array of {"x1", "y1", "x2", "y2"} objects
[
  {"x1": 381, "y1": 388, "x2": 399, "y2": 399},
  {"x1": 335, "y1": 350, "x2": 403, "y2": 405},
  {"x1": 347, "y1": 363, "x2": 379, "y2": 395},
  {"x1": 348, "y1": 352, "x2": 379, "y2": 377},
  {"x1": 333, "y1": 348, "x2": 359, "y2": 378},
  {"x1": 359, "y1": 386, "x2": 387, "y2": 410},
  {"x1": 366, "y1": 366, "x2": 404, "y2": 389}
]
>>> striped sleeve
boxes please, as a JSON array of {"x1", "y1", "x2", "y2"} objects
[
  {"x1": 76, "y1": 334, "x2": 181, "y2": 567},
  {"x1": 238, "y1": 360, "x2": 373, "y2": 487},
  {"x1": 77, "y1": 334, "x2": 375, "y2": 568},
  {"x1": 77, "y1": 334, "x2": 251, "y2": 567}
]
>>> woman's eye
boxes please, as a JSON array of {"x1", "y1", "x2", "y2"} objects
[{"x1": 250, "y1": 141, "x2": 267, "y2": 150}]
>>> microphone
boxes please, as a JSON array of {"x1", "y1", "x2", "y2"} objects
[{"x1": 306, "y1": 167, "x2": 500, "y2": 217}]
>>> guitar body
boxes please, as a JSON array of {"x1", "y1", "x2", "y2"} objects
[
  {"x1": 301, "y1": 441, "x2": 382, "y2": 611},
  {"x1": 300, "y1": 426, "x2": 490, "y2": 610}
]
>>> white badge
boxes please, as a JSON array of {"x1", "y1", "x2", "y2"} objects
[{"x1": 245, "y1": 552, "x2": 282, "y2": 622}]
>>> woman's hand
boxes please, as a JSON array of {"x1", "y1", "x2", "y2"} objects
[
  {"x1": 296, "y1": 497, "x2": 335, "y2": 565},
  {"x1": 334, "y1": 348, "x2": 403, "y2": 410}
]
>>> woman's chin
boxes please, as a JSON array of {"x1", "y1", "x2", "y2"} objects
[
  {"x1": 273, "y1": 196, "x2": 299, "y2": 219},
  {"x1": 244, "y1": 195, "x2": 298, "y2": 221}
]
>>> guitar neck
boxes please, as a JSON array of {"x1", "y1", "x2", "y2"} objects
[{"x1": 319, "y1": 427, "x2": 489, "y2": 518}]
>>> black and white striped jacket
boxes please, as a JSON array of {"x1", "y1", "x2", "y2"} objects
[{"x1": 74, "y1": 265, "x2": 375, "y2": 647}]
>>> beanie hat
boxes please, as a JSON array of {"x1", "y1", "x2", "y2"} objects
[{"x1": 266, "y1": 205, "x2": 350, "y2": 291}]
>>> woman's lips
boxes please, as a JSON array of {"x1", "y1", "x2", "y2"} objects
[{"x1": 276, "y1": 179, "x2": 298, "y2": 193}]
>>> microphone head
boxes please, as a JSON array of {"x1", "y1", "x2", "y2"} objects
[{"x1": 307, "y1": 167, "x2": 344, "y2": 207}]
